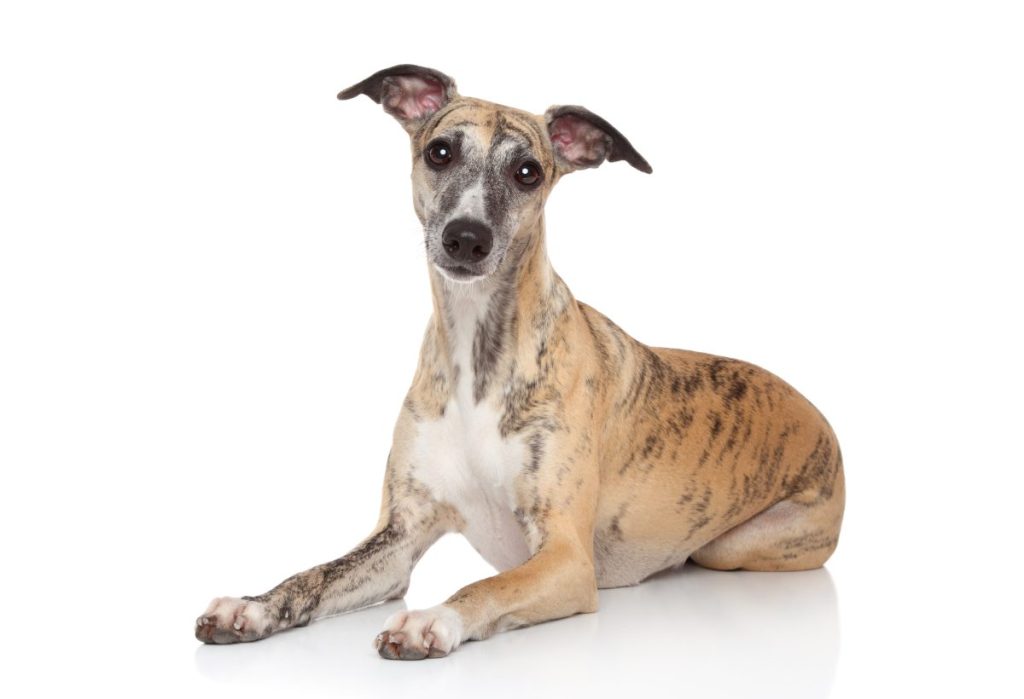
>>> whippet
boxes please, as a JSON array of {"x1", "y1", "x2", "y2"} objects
[{"x1": 195, "y1": 64, "x2": 845, "y2": 659}]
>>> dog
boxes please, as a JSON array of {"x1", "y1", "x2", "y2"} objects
[{"x1": 195, "y1": 64, "x2": 845, "y2": 660}]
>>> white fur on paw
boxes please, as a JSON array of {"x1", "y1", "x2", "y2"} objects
[
  {"x1": 373, "y1": 606, "x2": 464, "y2": 660},
  {"x1": 195, "y1": 596, "x2": 273, "y2": 644}
]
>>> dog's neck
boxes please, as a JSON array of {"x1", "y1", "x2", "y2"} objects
[{"x1": 426, "y1": 216, "x2": 572, "y2": 404}]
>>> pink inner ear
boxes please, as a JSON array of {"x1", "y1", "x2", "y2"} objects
[
  {"x1": 549, "y1": 114, "x2": 609, "y2": 167},
  {"x1": 382, "y1": 75, "x2": 445, "y2": 122}
]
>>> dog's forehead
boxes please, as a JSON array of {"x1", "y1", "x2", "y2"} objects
[{"x1": 422, "y1": 98, "x2": 551, "y2": 158}]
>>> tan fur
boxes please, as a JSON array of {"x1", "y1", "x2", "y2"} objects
[{"x1": 196, "y1": 68, "x2": 844, "y2": 659}]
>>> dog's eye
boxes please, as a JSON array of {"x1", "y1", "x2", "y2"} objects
[
  {"x1": 426, "y1": 140, "x2": 454, "y2": 168},
  {"x1": 513, "y1": 160, "x2": 543, "y2": 187}
]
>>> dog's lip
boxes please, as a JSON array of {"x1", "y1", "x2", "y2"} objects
[{"x1": 434, "y1": 262, "x2": 485, "y2": 280}]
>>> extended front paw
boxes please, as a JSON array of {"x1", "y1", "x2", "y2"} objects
[
  {"x1": 373, "y1": 606, "x2": 464, "y2": 660},
  {"x1": 195, "y1": 597, "x2": 276, "y2": 644}
]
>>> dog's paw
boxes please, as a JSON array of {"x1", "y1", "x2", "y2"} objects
[
  {"x1": 373, "y1": 606, "x2": 464, "y2": 660},
  {"x1": 195, "y1": 597, "x2": 275, "y2": 644}
]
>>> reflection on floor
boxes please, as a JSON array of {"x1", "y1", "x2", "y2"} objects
[{"x1": 195, "y1": 563, "x2": 838, "y2": 698}]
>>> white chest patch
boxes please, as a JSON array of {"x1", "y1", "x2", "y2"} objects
[
  {"x1": 409, "y1": 285, "x2": 532, "y2": 572},
  {"x1": 411, "y1": 399, "x2": 532, "y2": 571}
]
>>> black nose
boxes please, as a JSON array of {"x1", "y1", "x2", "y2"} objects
[{"x1": 442, "y1": 218, "x2": 493, "y2": 263}]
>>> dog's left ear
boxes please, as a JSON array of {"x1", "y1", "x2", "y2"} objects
[
  {"x1": 545, "y1": 105, "x2": 652, "y2": 174},
  {"x1": 338, "y1": 64, "x2": 457, "y2": 134}
]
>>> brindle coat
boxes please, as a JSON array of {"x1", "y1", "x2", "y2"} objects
[{"x1": 195, "y1": 65, "x2": 844, "y2": 659}]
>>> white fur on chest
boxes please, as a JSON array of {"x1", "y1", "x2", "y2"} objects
[{"x1": 410, "y1": 284, "x2": 532, "y2": 572}]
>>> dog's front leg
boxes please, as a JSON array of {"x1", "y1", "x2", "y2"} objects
[
  {"x1": 195, "y1": 458, "x2": 451, "y2": 644},
  {"x1": 374, "y1": 519, "x2": 598, "y2": 659}
]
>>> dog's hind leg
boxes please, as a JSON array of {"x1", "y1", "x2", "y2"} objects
[{"x1": 690, "y1": 465, "x2": 845, "y2": 572}]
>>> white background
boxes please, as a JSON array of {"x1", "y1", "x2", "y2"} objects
[{"x1": 2, "y1": 1, "x2": 1022, "y2": 697}]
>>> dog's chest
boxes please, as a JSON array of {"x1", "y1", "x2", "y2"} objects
[
  {"x1": 410, "y1": 290, "x2": 532, "y2": 571},
  {"x1": 411, "y1": 400, "x2": 532, "y2": 571}
]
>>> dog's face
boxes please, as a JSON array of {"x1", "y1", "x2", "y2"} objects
[
  {"x1": 339, "y1": 65, "x2": 651, "y2": 283},
  {"x1": 410, "y1": 99, "x2": 554, "y2": 282}
]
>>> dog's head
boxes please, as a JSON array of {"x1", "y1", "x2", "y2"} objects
[{"x1": 339, "y1": 64, "x2": 651, "y2": 283}]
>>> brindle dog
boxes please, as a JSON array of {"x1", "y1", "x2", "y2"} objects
[{"x1": 195, "y1": 64, "x2": 844, "y2": 659}]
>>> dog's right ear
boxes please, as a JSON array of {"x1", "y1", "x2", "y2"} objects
[{"x1": 338, "y1": 64, "x2": 457, "y2": 134}]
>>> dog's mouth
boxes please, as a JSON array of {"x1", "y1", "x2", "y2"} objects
[
  {"x1": 429, "y1": 241, "x2": 507, "y2": 284},
  {"x1": 434, "y1": 262, "x2": 486, "y2": 282}
]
